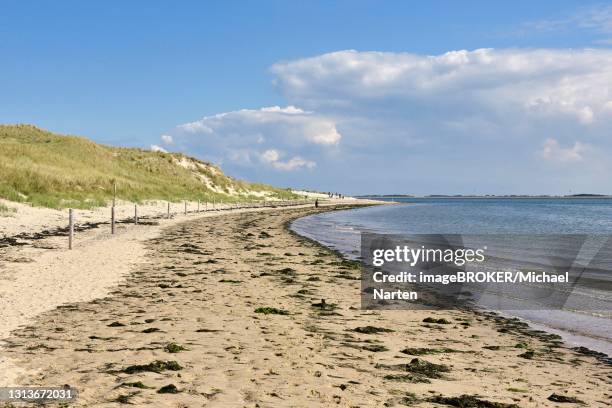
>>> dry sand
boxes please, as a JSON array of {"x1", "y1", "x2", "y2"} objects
[
  {"x1": 0, "y1": 203, "x2": 610, "y2": 407},
  {"x1": 0, "y1": 198, "x2": 272, "y2": 238}
]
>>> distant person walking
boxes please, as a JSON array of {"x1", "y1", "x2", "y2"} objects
[{"x1": 315, "y1": 199, "x2": 319, "y2": 208}]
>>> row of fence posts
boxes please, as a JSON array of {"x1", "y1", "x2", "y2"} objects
[{"x1": 67, "y1": 198, "x2": 315, "y2": 249}]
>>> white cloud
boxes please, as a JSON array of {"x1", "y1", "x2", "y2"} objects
[
  {"x1": 178, "y1": 105, "x2": 340, "y2": 146},
  {"x1": 274, "y1": 157, "x2": 316, "y2": 171},
  {"x1": 271, "y1": 48, "x2": 612, "y2": 126},
  {"x1": 261, "y1": 149, "x2": 280, "y2": 163},
  {"x1": 541, "y1": 138, "x2": 587, "y2": 163},
  {"x1": 163, "y1": 48, "x2": 612, "y2": 193},
  {"x1": 161, "y1": 134, "x2": 173, "y2": 144},
  {"x1": 166, "y1": 105, "x2": 338, "y2": 173},
  {"x1": 179, "y1": 122, "x2": 213, "y2": 134},
  {"x1": 260, "y1": 149, "x2": 316, "y2": 171},
  {"x1": 150, "y1": 144, "x2": 167, "y2": 153}
]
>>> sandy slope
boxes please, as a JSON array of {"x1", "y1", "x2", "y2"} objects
[{"x1": 0, "y1": 204, "x2": 609, "y2": 407}]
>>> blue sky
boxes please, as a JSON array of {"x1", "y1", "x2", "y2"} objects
[{"x1": 2, "y1": 1, "x2": 612, "y2": 195}]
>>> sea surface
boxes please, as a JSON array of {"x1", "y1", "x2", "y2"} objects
[{"x1": 291, "y1": 198, "x2": 612, "y2": 356}]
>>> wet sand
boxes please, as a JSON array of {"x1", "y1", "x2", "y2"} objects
[{"x1": 1, "y1": 205, "x2": 611, "y2": 407}]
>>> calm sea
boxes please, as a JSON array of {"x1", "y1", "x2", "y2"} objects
[{"x1": 291, "y1": 198, "x2": 612, "y2": 356}]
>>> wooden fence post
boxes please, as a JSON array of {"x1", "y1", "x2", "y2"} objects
[
  {"x1": 68, "y1": 209, "x2": 74, "y2": 249},
  {"x1": 111, "y1": 206, "x2": 116, "y2": 234},
  {"x1": 167, "y1": 202, "x2": 170, "y2": 219},
  {"x1": 184, "y1": 201, "x2": 187, "y2": 215},
  {"x1": 134, "y1": 204, "x2": 138, "y2": 224},
  {"x1": 197, "y1": 200, "x2": 200, "y2": 212}
]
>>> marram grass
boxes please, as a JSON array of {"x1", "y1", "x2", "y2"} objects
[{"x1": 0, "y1": 124, "x2": 297, "y2": 209}]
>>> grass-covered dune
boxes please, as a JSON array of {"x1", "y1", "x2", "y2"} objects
[{"x1": 0, "y1": 124, "x2": 297, "y2": 209}]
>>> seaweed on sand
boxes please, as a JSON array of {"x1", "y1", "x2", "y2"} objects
[
  {"x1": 114, "y1": 393, "x2": 139, "y2": 404},
  {"x1": 400, "y1": 347, "x2": 460, "y2": 355},
  {"x1": 383, "y1": 373, "x2": 431, "y2": 384},
  {"x1": 352, "y1": 326, "x2": 394, "y2": 334},
  {"x1": 361, "y1": 344, "x2": 389, "y2": 352},
  {"x1": 547, "y1": 394, "x2": 585, "y2": 404},
  {"x1": 254, "y1": 307, "x2": 289, "y2": 315},
  {"x1": 142, "y1": 327, "x2": 161, "y2": 333},
  {"x1": 164, "y1": 343, "x2": 186, "y2": 353},
  {"x1": 123, "y1": 360, "x2": 183, "y2": 374},
  {"x1": 428, "y1": 394, "x2": 519, "y2": 407},
  {"x1": 342, "y1": 341, "x2": 389, "y2": 352},
  {"x1": 157, "y1": 384, "x2": 180, "y2": 394},
  {"x1": 328, "y1": 259, "x2": 361, "y2": 270},
  {"x1": 423, "y1": 317, "x2": 451, "y2": 324},
  {"x1": 518, "y1": 350, "x2": 535, "y2": 359},
  {"x1": 311, "y1": 299, "x2": 338, "y2": 311},
  {"x1": 119, "y1": 381, "x2": 152, "y2": 389},
  {"x1": 378, "y1": 358, "x2": 450, "y2": 380}
]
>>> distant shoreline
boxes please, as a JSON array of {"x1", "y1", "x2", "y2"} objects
[{"x1": 357, "y1": 195, "x2": 612, "y2": 199}]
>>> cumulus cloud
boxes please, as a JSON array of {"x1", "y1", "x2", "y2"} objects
[
  {"x1": 267, "y1": 48, "x2": 612, "y2": 193},
  {"x1": 541, "y1": 138, "x2": 587, "y2": 163},
  {"x1": 165, "y1": 105, "x2": 340, "y2": 173},
  {"x1": 271, "y1": 48, "x2": 612, "y2": 126},
  {"x1": 260, "y1": 149, "x2": 280, "y2": 163},
  {"x1": 260, "y1": 149, "x2": 316, "y2": 171},
  {"x1": 161, "y1": 134, "x2": 173, "y2": 144},
  {"x1": 150, "y1": 144, "x2": 167, "y2": 153},
  {"x1": 163, "y1": 48, "x2": 612, "y2": 193},
  {"x1": 179, "y1": 105, "x2": 340, "y2": 146}
]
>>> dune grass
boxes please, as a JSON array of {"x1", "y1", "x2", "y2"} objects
[{"x1": 0, "y1": 124, "x2": 297, "y2": 209}]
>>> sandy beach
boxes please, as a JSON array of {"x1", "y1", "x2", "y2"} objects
[
  {"x1": 6, "y1": 2, "x2": 612, "y2": 406},
  {"x1": 1, "y1": 203, "x2": 611, "y2": 407}
]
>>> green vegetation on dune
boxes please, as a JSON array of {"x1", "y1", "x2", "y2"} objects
[{"x1": 0, "y1": 124, "x2": 297, "y2": 209}]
